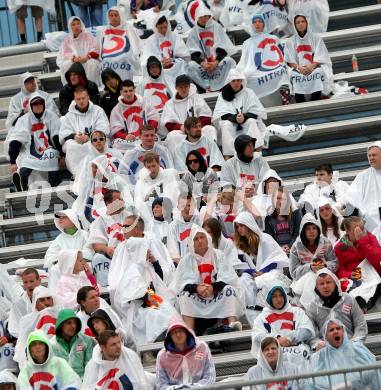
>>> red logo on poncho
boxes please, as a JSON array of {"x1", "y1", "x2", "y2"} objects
[
  {"x1": 96, "y1": 368, "x2": 133, "y2": 389},
  {"x1": 36, "y1": 315, "x2": 56, "y2": 335},
  {"x1": 29, "y1": 372, "x2": 58, "y2": 389}
]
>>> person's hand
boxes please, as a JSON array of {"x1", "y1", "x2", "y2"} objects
[
  {"x1": 105, "y1": 246, "x2": 115, "y2": 258},
  {"x1": 196, "y1": 284, "x2": 208, "y2": 297},
  {"x1": 314, "y1": 340, "x2": 325, "y2": 351},
  {"x1": 277, "y1": 336, "x2": 291, "y2": 347},
  {"x1": 201, "y1": 61, "x2": 209, "y2": 71},
  {"x1": 202, "y1": 284, "x2": 214, "y2": 298},
  {"x1": 208, "y1": 61, "x2": 218, "y2": 72},
  {"x1": 351, "y1": 267, "x2": 362, "y2": 280},
  {"x1": 153, "y1": 5, "x2": 160, "y2": 12},
  {"x1": 74, "y1": 133, "x2": 89, "y2": 144},
  {"x1": 147, "y1": 249, "x2": 157, "y2": 264},
  {"x1": 282, "y1": 244, "x2": 290, "y2": 254},
  {"x1": 125, "y1": 134, "x2": 136, "y2": 142},
  {"x1": 162, "y1": 57, "x2": 173, "y2": 69},
  {"x1": 10, "y1": 164, "x2": 18, "y2": 173},
  {"x1": 79, "y1": 55, "x2": 88, "y2": 64},
  {"x1": 253, "y1": 271, "x2": 263, "y2": 278},
  {"x1": 354, "y1": 226, "x2": 367, "y2": 241},
  {"x1": 83, "y1": 262, "x2": 91, "y2": 273},
  {"x1": 0, "y1": 336, "x2": 8, "y2": 346},
  {"x1": 131, "y1": 10, "x2": 137, "y2": 19},
  {"x1": 244, "y1": 185, "x2": 255, "y2": 199},
  {"x1": 236, "y1": 113, "x2": 245, "y2": 124}
]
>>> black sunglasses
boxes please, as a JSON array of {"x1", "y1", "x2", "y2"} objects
[
  {"x1": 92, "y1": 137, "x2": 106, "y2": 142},
  {"x1": 187, "y1": 159, "x2": 199, "y2": 164}
]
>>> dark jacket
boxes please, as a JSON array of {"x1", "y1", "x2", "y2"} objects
[
  {"x1": 99, "y1": 68, "x2": 122, "y2": 118},
  {"x1": 59, "y1": 62, "x2": 100, "y2": 115}
]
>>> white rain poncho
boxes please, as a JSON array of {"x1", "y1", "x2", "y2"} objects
[
  {"x1": 7, "y1": 0, "x2": 54, "y2": 14},
  {"x1": 243, "y1": 338, "x2": 305, "y2": 390},
  {"x1": 59, "y1": 100, "x2": 110, "y2": 175},
  {"x1": 213, "y1": 68, "x2": 267, "y2": 156},
  {"x1": 7, "y1": 290, "x2": 32, "y2": 339},
  {"x1": 344, "y1": 142, "x2": 381, "y2": 231},
  {"x1": 219, "y1": 0, "x2": 250, "y2": 30},
  {"x1": 237, "y1": 15, "x2": 290, "y2": 99},
  {"x1": 82, "y1": 343, "x2": 149, "y2": 389},
  {"x1": 108, "y1": 237, "x2": 177, "y2": 345},
  {"x1": 285, "y1": 13, "x2": 333, "y2": 95},
  {"x1": 0, "y1": 370, "x2": 19, "y2": 389},
  {"x1": 57, "y1": 16, "x2": 100, "y2": 86},
  {"x1": 308, "y1": 318, "x2": 381, "y2": 390},
  {"x1": 5, "y1": 72, "x2": 58, "y2": 131},
  {"x1": 173, "y1": 226, "x2": 244, "y2": 319},
  {"x1": 0, "y1": 309, "x2": 17, "y2": 372},
  {"x1": 100, "y1": 6, "x2": 142, "y2": 81},
  {"x1": 287, "y1": 0, "x2": 330, "y2": 34},
  {"x1": 248, "y1": 2, "x2": 289, "y2": 35},
  {"x1": 187, "y1": 4, "x2": 237, "y2": 91},
  {"x1": 251, "y1": 285, "x2": 314, "y2": 369},
  {"x1": 109, "y1": 94, "x2": 160, "y2": 151},
  {"x1": 0, "y1": 264, "x2": 23, "y2": 313},
  {"x1": 6, "y1": 92, "x2": 61, "y2": 172}
]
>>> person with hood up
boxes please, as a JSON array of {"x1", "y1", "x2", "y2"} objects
[
  {"x1": 308, "y1": 317, "x2": 381, "y2": 390},
  {"x1": 213, "y1": 68, "x2": 267, "y2": 158},
  {"x1": 44, "y1": 209, "x2": 91, "y2": 289},
  {"x1": 5, "y1": 72, "x2": 58, "y2": 131},
  {"x1": 100, "y1": 7, "x2": 142, "y2": 81},
  {"x1": 285, "y1": 14, "x2": 333, "y2": 102},
  {"x1": 160, "y1": 74, "x2": 217, "y2": 149},
  {"x1": 58, "y1": 62, "x2": 100, "y2": 116},
  {"x1": 82, "y1": 330, "x2": 150, "y2": 389},
  {"x1": 173, "y1": 226, "x2": 244, "y2": 332},
  {"x1": 251, "y1": 285, "x2": 314, "y2": 369},
  {"x1": 0, "y1": 370, "x2": 19, "y2": 389},
  {"x1": 316, "y1": 196, "x2": 343, "y2": 246},
  {"x1": 110, "y1": 79, "x2": 160, "y2": 151},
  {"x1": 99, "y1": 69, "x2": 122, "y2": 118},
  {"x1": 237, "y1": 14, "x2": 291, "y2": 105},
  {"x1": 0, "y1": 306, "x2": 17, "y2": 373},
  {"x1": 220, "y1": 134, "x2": 270, "y2": 189},
  {"x1": 18, "y1": 330, "x2": 81, "y2": 389},
  {"x1": 243, "y1": 336, "x2": 305, "y2": 390},
  {"x1": 108, "y1": 235, "x2": 178, "y2": 346},
  {"x1": 57, "y1": 16, "x2": 100, "y2": 87},
  {"x1": 187, "y1": 3, "x2": 237, "y2": 92},
  {"x1": 305, "y1": 268, "x2": 367, "y2": 351},
  {"x1": 7, "y1": 92, "x2": 62, "y2": 192},
  {"x1": 142, "y1": 14, "x2": 189, "y2": 91},
  {"x1": 147, "y1": 197, "x2": 173, "y2": 246},
  {"x1": 59, "y1": 85, "x2": 109, "y2": 176},
  {"x1": 155, "y1": 316, "x2": 216, "y2": 389},
  {"x1": 233, "y1": 211, "x2": 289, "y2": 311},
  {"x1": 50, "y1": 309, "x2": 95, "y2": 379}
]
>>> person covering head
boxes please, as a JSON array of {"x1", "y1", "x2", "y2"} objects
[
  {"x1": 234, "y1": 135, "x2": 257, "y2": 163},
  {"x1": 0, "y1": 370, "x2": 19, "y2": 390}
]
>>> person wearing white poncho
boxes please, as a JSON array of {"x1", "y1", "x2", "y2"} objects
[
  {"x1": 0, "y1": 369, "x2": 19, "y2": 388},
  {"x1": 172, "y1": 226, "x2": 244, "y2": 331},
  {"x1": 187, "y1": 4, "x2": 237, "y2": 92},
  {"x1": 213, "y1": 68, "x2": 267, "y2": 157},
  {"x1": 285, "y1": 13, "x2": 333, "y2": 102}
]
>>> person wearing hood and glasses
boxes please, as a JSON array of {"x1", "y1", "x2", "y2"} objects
[
  {"x1": 5, "y1": 72, "x2": 58, "y2": 132},
  {"x1": 7, "y1": 93, "x2": 62, "y2": 192},
  {"x1": 155, "y1": 316, "x2": 216, "y2": 389},
  {"x1": 0, "y1": 370, "x2": 19, "y2": 389},
  {"x1": 285, "y1": 14, "x2": 333, "y2": 103},
  {"x1": 308, "y1": 318, "x2": 381, "y2": 390},
  {"x1": 243, "y1": 337, "x2": 305, "y2": 390},
  {"x1": 100, "y1": 69, "x2": 122, "y2": 119},
  {"x1": 187, "y1": 4, "x2": 237, "y2": 92},
  {"x1": 237, "y1": 14, "x2": 291, "y2": 106},
  {"x1": 213, "y1": 68, "x2": 267, "y2": 158},
  {"x1": 100, "y1": 7, "x2": 142, "y2": 81},
  {"x1": 18, "y1": 330, "x2": 81, "y2": 390},
  {"x1": 57, "y1": 16, "x2": 100, "y2": 87}
]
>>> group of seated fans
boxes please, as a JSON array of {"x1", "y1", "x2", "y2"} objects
[{"x1": 2, "y1": 0, "x2": 381, "y2": 389}]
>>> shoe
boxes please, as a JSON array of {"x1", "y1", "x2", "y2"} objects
[
  {"x1": 12, "y1": 171, "x2": 23, "y2": 192},
  {"x1": 229, "y1": 321, "x2": 242, "y2": 331}
]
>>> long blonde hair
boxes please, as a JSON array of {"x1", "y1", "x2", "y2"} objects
[{"x1": 234, "y1": 225, "x2": 260, "y2": 256}]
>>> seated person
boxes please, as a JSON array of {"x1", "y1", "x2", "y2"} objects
[
  {"x1": 335, "y1": 216, "x2": 381, "y2": 312},
  {"x1": 155, "y1": 317, "x2": 216, "y2": 388},
  {"x1": 147, "y1": 197, "x2": 173, "y2": 246},
  {"x1": 308, "y1": 318, "x2": 381, "y2": 389},
  {"x1": 18, "y1": 331, "x2": 81, "y2": 389},
  {"x1": 285, "y1": 14, "x2": 333, "y2": 103},
  {"x1": 110, "y1": 80, "x2": 159, "y2": 151},
  {"x1": 0, "y1": 370, "x2": 18, "y2": 389},
  {"x1": 57, "y1": 16, "x2": 100, "y2": 86},
  {"x1": 99, "y1": 69, "x2": 122, "y2": 118},
  {"x1": 59, "y1": 62, "x2": 100, "y2": 116},
  {"x1": 173, "y1": 227, "x2": 244, "y2": 333},
  {"x1": 8, "y1": 93, "x2": 62, "y2": 192},
  {"x1": 305, "y1": 269, "x2": 368, "y2": 351},
  {"x1": 131, "y1": 0, "x2": 160, "y2": 18},
  {"x1": 247, "y1": 2, "x2": 288, "y2": 36},
  {"x1": 243, "y1": 336, "x2": 305, "y2": 390},
  {"x1": 187, "y1": 4, "x2": 236, "y2": 92},
  {"x1": 0, "y1": 306, "x2": 17, "y2": 373},
  {"x1": 316, "y1": 197, "x2": 343, "y2": 246}
]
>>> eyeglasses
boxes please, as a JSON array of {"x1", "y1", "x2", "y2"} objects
[
  {"x1": 92, "y1": 137, "x2": 105, "y2": 143},
  {"x1": 187, "y1": 159, "x2": 199, "y2": 164}
]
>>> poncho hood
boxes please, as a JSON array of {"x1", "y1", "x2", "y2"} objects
[
  {"x1": 28, "y1": 92, "x2": 46, "y2": 120},
  {"x1": 64, "y1": 61, "x2": 88, "y2": 85},
  {"x1": 264, "y1": 285, "x2": 289, "y2": 312},
  {"x1": 314, "y1": 267, "x2": 343, "y2": 299},
  {"x1": 249, "y1": 13, "x2": 266, "y2": 36},
  {"x1": 234, "y1": 135, "x2": 257, "y2": 163},
  {"x1": 292, "y1": 13, "x2": 310, "y2": 37},
  {"x1": 27, "y1": 330, "x2": 53, "y2": 366},
  {"x1": 57, "y1": 249, "x2": 80, "y2": 276},
  {"x1": 87, "y1": 308, "x2": 116, "y2": 336},
  {"x1": 55, "y1": 308, "x2": 81, "y2": 337},
  {"x1": 257, "y1": 169, "x2": 282, "y2": 195},
  {"x1": 54, "y1": 208, "x2": 81, "y2": 233},
  {"x1": 185, "y1": 149, "x2": 208, "y2": 175},
  {"x1": 31, "y1": 286, "x2": 58, "y2": 312},
  {"x1": 20, "y1": 71, "x2": 36, "y2": 94},
  {"x1": 101, "y1": 68, "x2": 122, "y2": 92},
  {"x1": 195, "y1": 3, "x2": 213, "y2": 27},
  {"x1": 188, "y1": 225, "x2": 215, "y2": 264},
  {"x1": 67, "y1": 15, "x2": 85, "y2": 37},
  {"x1": 146, "y1": 55, "x2": 163, "y2": 79},
  {"x1": 0, "y1": 370, "x2": 19, "y2": 389},
  {"x1": 106, "y1": 6, "x2": 126, "y2": 28},
  {"x1": 234, "y1": 211, "x2": 263, "y2": 239},
  {"x1": 164, "y1": 317, "x2": 196, "y2": 353},
  {"x1": 257, "y1": 337, "x2": 284, "y2": 374}
]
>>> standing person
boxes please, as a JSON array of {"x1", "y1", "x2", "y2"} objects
[{"x1": 69, "y1": 0, "x2": 106, "y2": 27}]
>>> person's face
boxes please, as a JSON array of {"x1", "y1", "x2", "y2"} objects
[
  {"x1": 235, "y1": 222, "x2": 249, "y2": 237},
  {"x1": 102, "y1": 336, "x2": 122, "y2": 360},
  {"x1": 0, "y1": 384, "x2": 16, "y2": 390},
  {"x1": 57, "y1": 214, "x2": 75, "y2": 230},
  {"x1": 316, "y1": 275, "x2": 336, "y2": 297},
  {"x1": 69, "y1": 72, "x2": 80, "y2": 86},
  {"x1": 140, "y1": 130, "x2": 156, "y2": 149},
  {"x1": 121, "y1": 86, "x2": 135, "y2": 101},
  {"x1": 31, "y1": 100, "x2": 44, "y2": 115},
  {"x1": 35, "y1": 296, "x2": 54, "y2": 311},
  {"x1": 187, "y1": 122, "x2": 202, "y2": 139},
  {"x1": 305, "y1": 224, "x2": 318, "y2": 242},
  {"x1": 156, "y1": 20, "x2": 168, "y2": 36},
  {"x1": 203, "y1": 224, "x2": 213, "y2": 236},
  {"x1": 176, "y1": 83, "x2": 190, "y2": 99},
  {"x1": 153, "y1": 204, "x2": 163, "y2": 219},
  {"x1": 106, "y1": 77, "x2": 119, "y2": 90},
  {"x1": 265, "y1": 178, "x2": 280, "y2": 195},
  {"x1": 24, "y1": 78, "x2": 37, "y2": 93},
  {"x1": 123, "y1": 217, "x2": 142, "y2": 239},
  {"x1": 230, "y1": 79, "x2": 242, "y2": 92},
  {"x1": 243, "y1": 142, "x2": 254, "y2": 158},
  {"x1": 319, "y1": 204, "x2": 333, "y2": 222},
  {"x1": 91, "y1": 131, "x2": 107, "y2": 153},
  {"x1": 315, "y1": 170, "x2": 332, "y2": 185},
  {"x1": 193, "y1": 232, "x2": 209, "y2": 256},
  {"x1": 295, "y1": 16, "x2": 307, "y2": 33},
  {"x1": 91, "y1": 318, "x2": 107, "y2": 334},
  {"x1": 170, "y1": 327, "x2": 188, "y2": 346},
  {"x1": 368, "y1": 146, "x2": 381, "y2": 170},
  {"x1": 271, "y1": 290, "x2": 285, "y2": 310},
  {"x1": 108, "y1": 10, "x2": 121, "y2": 27},
  {"x1": 30, "y1": 341, "x2": 48, "y2": 364},
  {"x1": 73, "y1": 252, "x2": 85, "y2": 274},
  {"x1": 179, "y1": 198, "x2": 194, "y2": 218},
  {"x1": 74, "y1": 91, "x2": 90, "y2": 110},
  {"x1": 252, "y1": 19, "x2": 264, "y2": 33},
  {"x1": 262, "y1": 343, "x2": 278, "y2": 367},
  {"x1": 145, "y1": 160, "x2": 160, "y2": 178},
  {"x1": 346, "y1": 221, "x2": 365, "y2": 243},
  {"x1": 81, "y1": 289, "x2": 100, "y2": 314},
  {"x1": 275, "y1": 191, "x2": 287, "y2": 211},
  {"x1": 70, "y1": 19, "x2": 82, "y2": 36},
  {"x1": 325, "y1": 322, "x2": 344, "y2": 349},
  {"x1": 22, "y1": 273, "x2": 41, "y2": 296},
  {"x1": 197, "y1": 15, "x2": 210, "y2": 27},
  {"x1": 61, "y1": 318, "x2": 78, "y2": 338},
  {"x1": 149, "y1": 63, "x2": 161, "y2": 77},
  {"x1": 187, "y1": 154, "x2": 200, "y2": 171}
]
